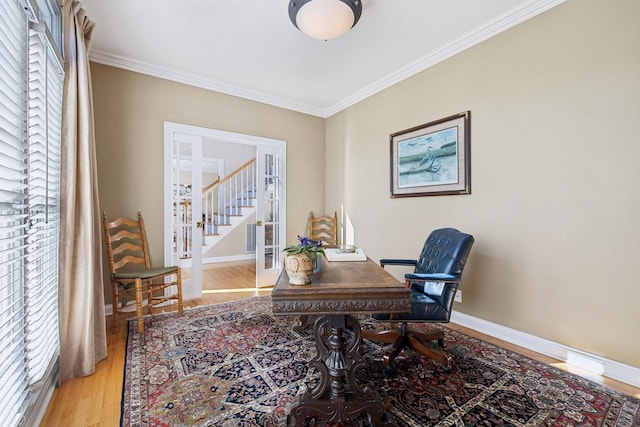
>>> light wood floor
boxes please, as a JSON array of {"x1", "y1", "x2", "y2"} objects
[{"x1": 40, "y1": 260, "x2": 639, "y2": 426}]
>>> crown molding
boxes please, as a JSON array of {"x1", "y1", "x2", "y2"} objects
[
  {"x1": 89, "y1": 51, "x2": 327, "y2": 117},
  {"x1": 89, "y1": 0, "x2": 565, "y2": 119}
]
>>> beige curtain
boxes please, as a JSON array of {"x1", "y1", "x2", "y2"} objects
[{"x1": 58, "y1": 0, "x2": 107, "y2": 383}]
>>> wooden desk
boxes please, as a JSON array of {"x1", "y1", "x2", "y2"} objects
[{"x1": 272, "y1": 258, "x2": 410, "y2": 426}]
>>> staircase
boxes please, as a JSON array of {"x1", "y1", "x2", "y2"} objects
[{"x1": 174, "y1": 158, "x2": 257, "y2": 265}]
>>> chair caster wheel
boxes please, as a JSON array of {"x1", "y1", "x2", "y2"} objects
[{"x1": 442, "y1": 365, "x2": 453, "y2": 373}]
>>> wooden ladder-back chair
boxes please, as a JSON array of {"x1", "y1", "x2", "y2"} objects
[
  {"x1": 102, "y1": 211, "x2": 183, "y2": 332},
  {"x1": 308, "y1": 211, "x2": 338, "y2": 246}
]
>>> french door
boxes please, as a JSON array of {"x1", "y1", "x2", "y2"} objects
[
  {"x1": 256, "y1": 144, "x2": 286, "y2": 287},
  {"x1": 164, "y1": 122, "x2": 286, "y2": 296},
  {"x1": 165, "y1": 129, "x2": 204, "y2": 299}
]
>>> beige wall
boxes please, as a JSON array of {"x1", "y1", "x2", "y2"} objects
[
  {"x1": 201, "y1": 139, "x2": 255, "y2": 174},
  {"x1": 93, "y1": 0, "x2": 639, "y2": 368},
  {"x1": 92, "y1": 64, "x2": 326, "y2": 301},
  {"x1": 326, "y1": 0, "x2": 640, "y2": 368}
]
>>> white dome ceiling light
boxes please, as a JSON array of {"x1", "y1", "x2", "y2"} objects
[{"x1": 289, "y1": 0, "x2": 362, "y2": 41}]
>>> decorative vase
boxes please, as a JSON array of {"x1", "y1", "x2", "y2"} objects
[
  {"x1": 312, "y1": 253, "x2": 323, "y2": 274},
  {"x1": 284, "y1": 253, "x2": 314, "y2": 285}
]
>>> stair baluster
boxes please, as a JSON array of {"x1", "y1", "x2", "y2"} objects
[{"x1": 176, "y1": 158, "x2": 257, "y2": 260}]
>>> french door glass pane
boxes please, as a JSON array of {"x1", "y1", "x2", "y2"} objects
[
  {"x1": 173, "y1": 142, "x2": 192, "y2": 260},
  {"x1": 263, "y1": 153, "x2": 282, "y2": 270}
]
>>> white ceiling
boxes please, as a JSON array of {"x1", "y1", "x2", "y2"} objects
[{"x1": 82, "y1": 0, "x2": 564, "y2": 118}]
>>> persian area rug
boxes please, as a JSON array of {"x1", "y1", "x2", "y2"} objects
[{"x1": 121, "y1": 296, "x2": 639, "y2": 426}]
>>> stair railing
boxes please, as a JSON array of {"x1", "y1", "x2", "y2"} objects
[{"x1": 202, "y1": 158, "x2": 257, "y2": 236}]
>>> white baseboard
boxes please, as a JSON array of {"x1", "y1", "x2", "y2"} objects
[
  {"x1": 450, "y1": 311, "x2": 640, "y2": 389},
  {"x1": 203, "y1": 254, "x2": 255, "y2": 264},
  {"x1": 176, "y1": 254, "x2": 255, "y2": 269}
]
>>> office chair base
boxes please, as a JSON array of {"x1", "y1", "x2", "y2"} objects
[{"x1": 362, "y1": 326, "x2": 454, "y2": 373}]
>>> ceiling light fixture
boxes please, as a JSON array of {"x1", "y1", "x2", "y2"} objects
[{"x1": 289, "y1": 0, "x2": 362, "y2": 41}]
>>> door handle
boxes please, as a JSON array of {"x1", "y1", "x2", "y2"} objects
[
  {"x1": 256, "y1": 221, "x2": 262, "y2": 226},
  {"x1": 196, "y1": 221, "x2": 204, "y2": 229}
]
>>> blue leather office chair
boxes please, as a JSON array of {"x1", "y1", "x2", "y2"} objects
[{"x1": 363, "y1": 228, "x2": 474, "y2": 373}]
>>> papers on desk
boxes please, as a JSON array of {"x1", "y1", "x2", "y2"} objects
[{"x1": 324, "y1": 248, "x2": 367, "y2": 262}]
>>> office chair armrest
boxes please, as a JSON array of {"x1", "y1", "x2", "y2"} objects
[
  {"x1": 379, "y1": 259, "x2": 417, "y2": 268},
  {"x1": 404, "y1": 272, "x2": 461, "y2": 283}
]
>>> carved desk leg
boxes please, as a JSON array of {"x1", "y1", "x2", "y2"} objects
[
  {"x1": 294, "y1": 315, "x2": 313, "y2": 333},
  {"x1": 281, "y1": 314, "x2": 395, "y2": 426}
]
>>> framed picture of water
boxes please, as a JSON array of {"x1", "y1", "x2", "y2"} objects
[{"x1": 390, "y1": 111, "x2": 470, "y2": 197}]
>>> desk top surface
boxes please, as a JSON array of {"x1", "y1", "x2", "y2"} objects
[{"x1": 271, "y1": 257, "x2": 411, "y2": 315}]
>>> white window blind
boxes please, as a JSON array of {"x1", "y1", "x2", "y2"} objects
[
  {"x1": 0, "y1": 0, "x2": 63, "y2": 426},
  {"x1": 26, "y1": 21, "x2": 63, "y2": 384},
  {"x1": 0, "y1": 2, "x2": 30, "y2": 425}
]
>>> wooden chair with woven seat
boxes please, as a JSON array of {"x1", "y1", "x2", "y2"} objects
[
  {"x1": 102, "y1": 211, "x2": 183, "y2": 333},
  {"x1": 307, "y1": 211, "x2": 338, "y2": 245}
]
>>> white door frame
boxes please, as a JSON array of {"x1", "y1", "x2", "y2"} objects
[{"x1": 164, "y1": 121, "x2": 287, "y2": 297}]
